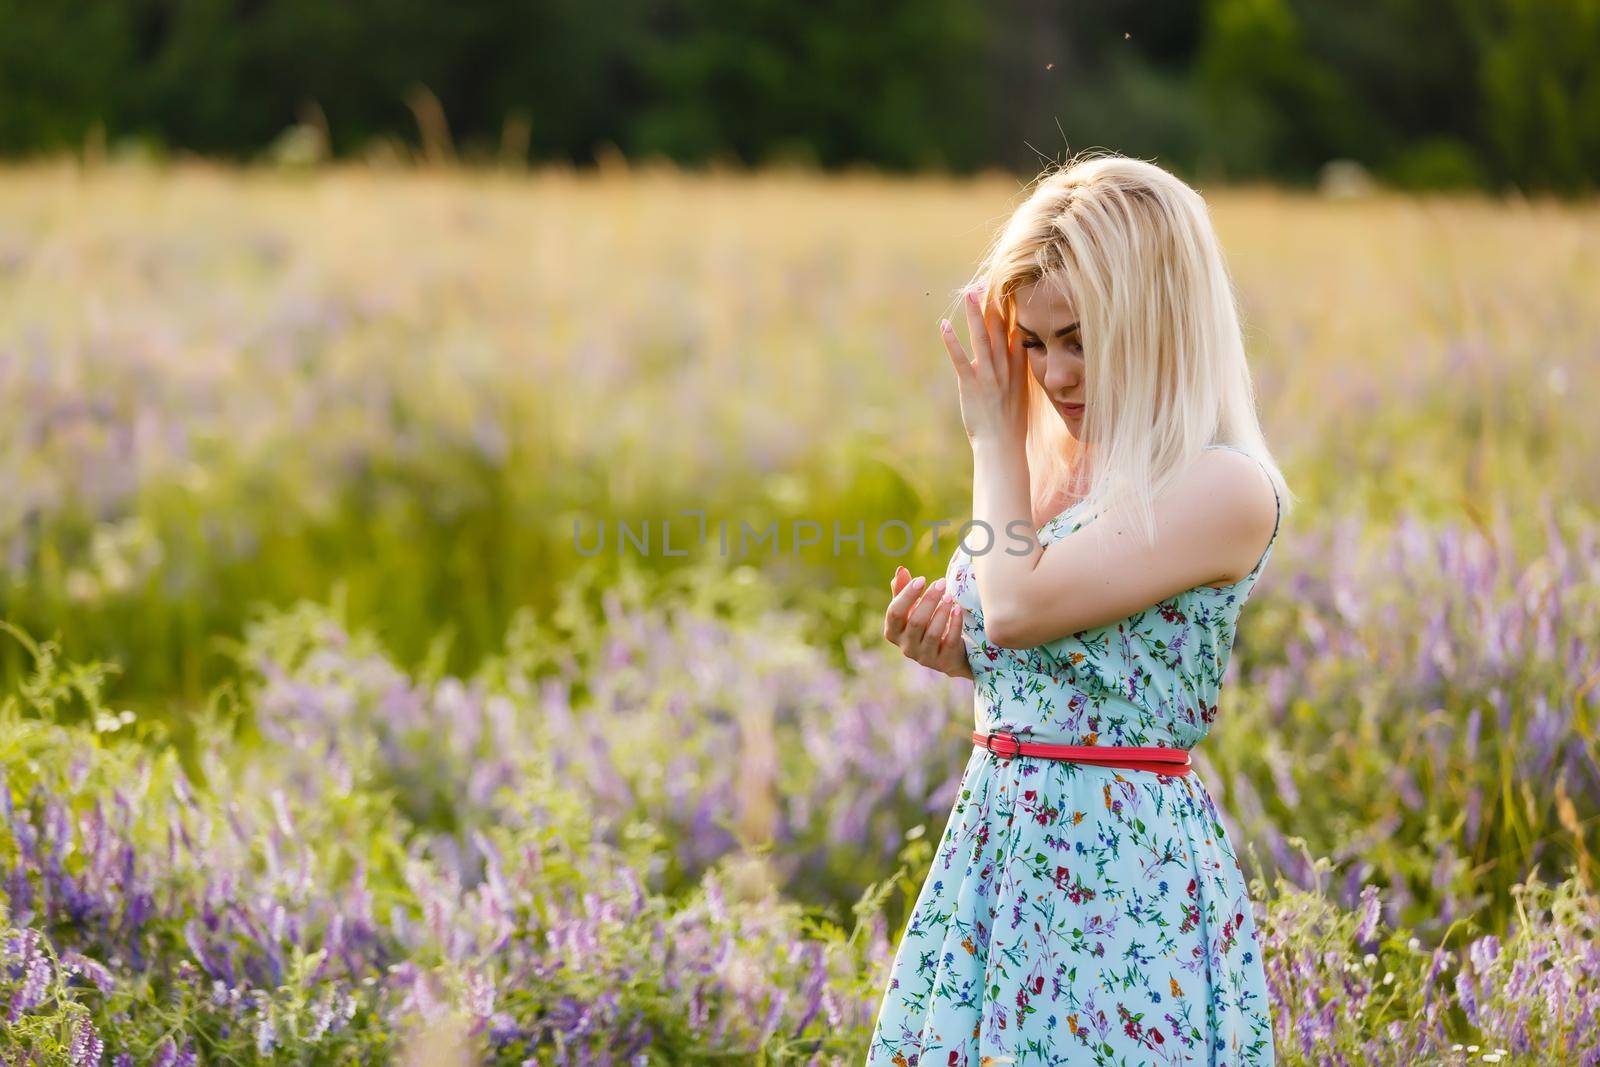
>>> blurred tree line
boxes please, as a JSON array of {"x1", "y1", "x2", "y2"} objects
[{"x1": 0, "y1": 0, "x2": 1594, "y2": 194}]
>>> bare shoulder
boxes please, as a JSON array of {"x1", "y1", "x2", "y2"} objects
[{"x1": 1177, "y1": 448, "x2": 1278, "y2": 586}]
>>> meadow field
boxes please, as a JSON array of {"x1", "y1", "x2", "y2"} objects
[{"x1": 1, "y1": 158, "x2": 1597, "y2": 1063}]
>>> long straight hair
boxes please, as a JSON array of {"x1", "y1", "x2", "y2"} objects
[{"x1": 963, "y1": 150, "x2": 1293, "y2": 546}]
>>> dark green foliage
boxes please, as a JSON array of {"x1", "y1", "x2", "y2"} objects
[{"x1": 0, "y1": 1, "x2": 1595, "y2": 192}]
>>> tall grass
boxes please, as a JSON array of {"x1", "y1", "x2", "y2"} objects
[
  {"x1": 2, "y1": 162, "x2": 1596, "y2": 712},
  {"x1": 2, "y1": 596, "x2": 1597, "y2": 1063},
  {"x1": 1, "y1": 158, "x2": 1598, "y2": 1058}
]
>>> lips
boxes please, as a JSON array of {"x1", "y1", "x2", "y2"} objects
[{"x1": 1059, "y1": 402, "x2": 1085, "y2": 416}]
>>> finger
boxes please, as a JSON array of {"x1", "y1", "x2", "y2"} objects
[
  {"x1": 914, "y1": 591, "x2": 957, "y2": 662},
  {"x1": 984, "y1": 288, "x2": 1009, "y2": 377},
  {"x1": 939, "y1": 598, "x2": 965, "y2": 654},
  {"x1": 933, "y1": 593, "x2": 958, "y2": 642},
  {"x1": 997, "y1": 297, "x2": 1027, "y2": 393},
  {"x1": 883, "y1": 574, "x2": 927, "y2": 640},
  {"x1": 990, "y1": 307, "x2": 1011, "y2": 394},
  {"x1": 963, "y1": 287, "x2": 992, "y2": 380},
  {"x1": 890, "y1": 564, "x2": 909, "y2": 592},
  {"x1": 939, "y1": 319, "x2": 972, "y2": 379},
  {"x1": 891, "y1": 569, "x2": 922, "y2": 615},
  {"x1": 905, "y1": 577, "x2": 947, "y2": 634},
  {"x1": 1008, "y1": 305, "x2": 1030, "y2": 372},
  {"x1": 893, "y1": 574, "x2": 927, "y2": 612}
]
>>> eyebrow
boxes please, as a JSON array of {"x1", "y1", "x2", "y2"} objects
[{"x1": 1016, "y1": 320, "x2": 1079, "y2": 338}]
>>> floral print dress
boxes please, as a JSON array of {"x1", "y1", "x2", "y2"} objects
[{"x1": 866, "y1": 444, "x2": 1279, "y2": 1067}]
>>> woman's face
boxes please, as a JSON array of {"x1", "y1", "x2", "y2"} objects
[{"x1": 1011, "y1": 278, "x2": 1086, "y2": 438}]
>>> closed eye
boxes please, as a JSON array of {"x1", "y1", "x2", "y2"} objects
[{"x1": 1021, "y1": 338, "x2": 1083, "y2": 354}]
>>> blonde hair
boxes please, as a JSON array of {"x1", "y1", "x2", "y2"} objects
[{"x1": 963, "y1": 149, "x2": 1293, "y2": 547}]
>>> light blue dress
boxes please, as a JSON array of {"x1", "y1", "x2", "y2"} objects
[{"x1": 866, "y1": 443, "x2": 1278, "y2": 1066}]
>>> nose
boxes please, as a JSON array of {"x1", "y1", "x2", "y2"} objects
[{"x1": 1043, "y1": 350, "x2": 1082, "y2": 394}]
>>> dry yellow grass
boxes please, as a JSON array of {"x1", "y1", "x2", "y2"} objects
[
  {"x1": 1, "y1": 157, "x2": 1595, "y2": 704},
  {"x1": 4, "y1": 158, "x2": 1593, "y2": 517}
]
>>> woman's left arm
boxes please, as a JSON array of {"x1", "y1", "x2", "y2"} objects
[{"x1": 980, "y1": 456, "x2": 1274, "y2": 648}]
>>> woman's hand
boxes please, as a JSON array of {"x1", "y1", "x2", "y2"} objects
[
  {"x1": 942, "y1": 285, "x2": 1029, "y2": 452},
  {"x1": 883, "y1": 565, "x2": 973, "y2": 680}
]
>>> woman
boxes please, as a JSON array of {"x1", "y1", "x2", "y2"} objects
[{"x1": 867, "y1": 152, "x2": 1289, "y2": 1066}]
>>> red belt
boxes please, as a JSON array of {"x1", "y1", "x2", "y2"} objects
[{"x1": 972, "y1": 730, "x2": 1193, "y2": 776}]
